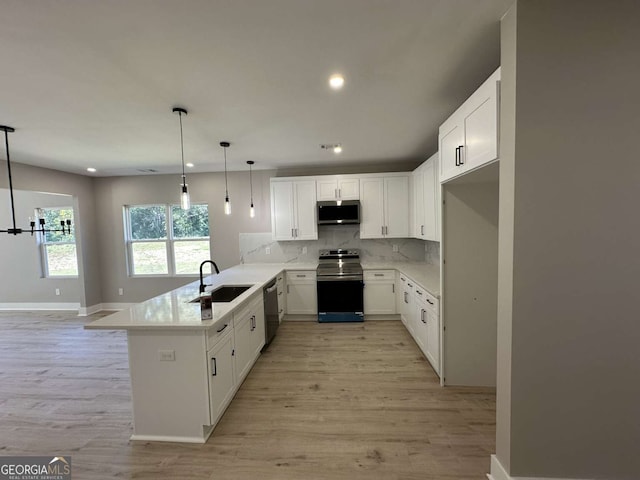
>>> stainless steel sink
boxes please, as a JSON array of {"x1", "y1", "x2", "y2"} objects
[{"x1": 189, "y1": 285, "x2": 252, "y2": 303}]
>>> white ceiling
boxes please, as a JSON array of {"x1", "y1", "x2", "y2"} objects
[{"x1": 0, "y1": 0, "x2": 511, "y2": 177}]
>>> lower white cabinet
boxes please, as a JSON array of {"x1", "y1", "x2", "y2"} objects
[
  {"x1": 276, "y1": 273, "x2": 286, "y2": 322},
  {"x1": 363, "y1": 270, "x2": 396, "y2": 315},
  {"x1": 207, "y1": 328, "x2": 236, "y2": 425},
  {"x1": 395, "y1": 273, "x2": 441, "y2": 377},
  {"x1": 286, "y1": 271, "x2": 317, "y2": 315},
  {"x1": 233, "y1": 295, "x2": 265, "y2": 384}
]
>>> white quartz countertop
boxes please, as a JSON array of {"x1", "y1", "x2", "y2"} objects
[
  {"x1": 85, "y1": 261, "x2": 438, "y2": 332},
  {"x1": 362, "y1": 262, "x2": 440, "y2": 297},
  {"x1": 85, "y1": 264, "x2": 290, "y2": 331}
]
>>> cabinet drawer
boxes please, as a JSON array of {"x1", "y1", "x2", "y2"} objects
[
  {"x1": 414, "y1": 285, "x2": 438, "y2": 310},
  {"x1": 364, "y1": 270, "x2": 395, "y2": 281},
  {"x1": 207, "y1": 317, "x2": 234, "y2": 349},
  {"x1": 286, "y1": 270, "x2": 316, "y2": 283}
]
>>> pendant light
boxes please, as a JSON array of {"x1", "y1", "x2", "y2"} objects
[
  {"x1": 173, "y1": 107, "x2": 190, "y2": 210},
  {"x1": 247, "y1": 160, "x2": 255, "y2": 218},
  {"x1": 220, "y1": 141, "x2": 231, "y2": 215},
  {"x1": 0, "y1": 125, "x2": 71, "y2": 236}
]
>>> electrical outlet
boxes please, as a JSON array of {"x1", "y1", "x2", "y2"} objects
[
  {"x1": 302, "y1": 246, "x2": 307, "y2": 254},
  {"x1": 118, "y1": 288, "x2": 124, "y2": 296},
  {"x1": 265, "y1": 247, "x2": 271, "y2": 255},
  {"x1": 55, "y1": 288, "x2": 60, "y2": 296},
  {"x1": 392, "y1": 244, "x2": 399, "y2": 253},
  {"x1": 159, "y1": 350, "x2": 175, "y2": 361}
]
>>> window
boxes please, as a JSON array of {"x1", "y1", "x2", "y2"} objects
[
  {"x1": 38, "y1": 207, "x2": 78, "y2": 277},
  {"x1": 125, "y1": 204, "x2": 210, "y2": 276}
]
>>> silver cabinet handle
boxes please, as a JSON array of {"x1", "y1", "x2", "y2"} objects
[
  {"x1": 459, "y1": 145, "x2": 465, "y2": 165},
  {"x1": 404, "y1": 292, "x2": 408, "y2": 304},
  {"x1": 338, "y1": 188, "x2": 341, "y2": 198},
  {"x1": 381, "y1": 226, "x2": 384, "y2": 235},
  {"x1": 426, "y1": 298, "x2": 434, "y2": 305},
  {"x1": 374, "y1": 273, "x2": 384, "y2": 277},
  {"x1": 291, "y1": 228, "x2": 294, "y2": 237},
  {"x1": 335, "y1": 188, "x2": 338, "y2": 198},
  {"x1": 416, "y1": 290, "x2": 423, "y2": 296},
  {"x1": 278, "y1": 291, "x2": 283, "y2": 296},
  {"x1": 392, "y1": 284, "x2": 395, "y2": 293},
  {"x1": 408, "y1": 283, "x2": 413, "y2": 288},
  {"x1": 216, "y1": 323, "x2": 228, "y2": 333},
  {"x1": 287, "y1": 285, "x2": 290, "y2": 294},
  {"x1": 211, "y1": 357, "x2": 217, "y2": 376},
  {"x1": 421, "y1": 225, "x2": 424, "y2": 236},
  {"x1": 421, "y1": 309, "x2": 426, "y2": 323}
]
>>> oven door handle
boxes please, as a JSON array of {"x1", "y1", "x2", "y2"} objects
[{"x1": 317, "y1": 275, "x2": 364, "y2": 282}]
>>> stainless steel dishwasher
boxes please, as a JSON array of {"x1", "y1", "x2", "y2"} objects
[{"x1": 263, "y1": 279, "x2": 279, "y2": 347}]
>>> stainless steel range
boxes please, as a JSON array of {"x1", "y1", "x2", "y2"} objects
[{"x1": 316, "y1": 249, "x2": 364, "y2": 323}]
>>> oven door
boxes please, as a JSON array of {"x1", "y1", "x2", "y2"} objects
[{"x1": 316, "y1": 275, "x2": 364, "y2": 323}]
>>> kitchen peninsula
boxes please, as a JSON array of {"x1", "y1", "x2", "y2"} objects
[{"x1": 86, "y1": 262, "x2": 439, "y2": 443}]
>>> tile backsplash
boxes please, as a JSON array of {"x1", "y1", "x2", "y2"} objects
[{"x1": 240, "y1": 226, "x2": 440, "y2": 264}]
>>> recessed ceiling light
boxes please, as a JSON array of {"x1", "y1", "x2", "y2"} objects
[
  {"x1": 333, "y1": 145, "x2": 342, "y2": 154},
  {"x1": 87, "y1": 167, "x2": 97, "y2": 173},
  {"x1": 186, "y1": 162, "x2": 194, "y2": 168},
  {"x1": 329, "y1": 74, "x2": 345, "y2": 90}
]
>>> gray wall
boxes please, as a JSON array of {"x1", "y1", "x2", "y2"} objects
[
  {"x1": 94, "y1": 169, "x2": 273, "y2": 303},
  {"x1": 0, "y1": 189, "x2": 81, "y2": 303},
  {"x1": 497, "y1": 1, "x2": 640, "y2": 477},
  {"x1": 0, "y1": 161, "x2": 101, "y2": 308},
  {"x1": 442, "y1": 176, "x2": 499, "y2": 387}
]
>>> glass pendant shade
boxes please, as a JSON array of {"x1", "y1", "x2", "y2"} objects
[
  {"x1": 250, "y1": 202, "x2": 255, "y2": 218},
  {"x1": 224, "y1": 195, "x2": 231, "y2": 215},
  {"x1": 181, "y1": 184, "x2": 191, "y2": 210}
]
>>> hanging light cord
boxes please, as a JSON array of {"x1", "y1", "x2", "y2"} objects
[
  {"x1": 178, "y1": 111, "x2": 186, "y2": 185},
  {"x1": 4, "y1": 128, "x2": 17, "y2": 233},
  {"x1": 223, "y1": 146, "x2": 229, "y2": 196},
  {"x1": 249, "y1": 164, "x2": 253, "y2": 204}
]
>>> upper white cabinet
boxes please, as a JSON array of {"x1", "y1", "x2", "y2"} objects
[
  {"x1": 360, "y1": 175, "x2": 410, "y2": 239},
  {"x1": 316, "y1": 176, "x2": 360, "y2": 201},
  {"x1": 439, "y1": 68, "x2": 501, "y2": 183},
  {"x1": 412, "y1": 152, "x2": 439, "y2": 241},
  {"x1": 270, "y1": 180, "x2": 317, "y2": 241}
]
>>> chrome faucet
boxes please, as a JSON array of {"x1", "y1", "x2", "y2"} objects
[{"x1": 199, "y1": 260, "x2": 220, "y2": 294}]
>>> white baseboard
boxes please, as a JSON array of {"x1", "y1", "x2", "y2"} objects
[
  {"x1": 0, "y1": 302, "x2": 80, "y2": 312},
  {"x1": 77, "y1": 303, "x2": 134, "y2": 316},
  {"x1": 488, "y1": 454, "x2": 594, "y2": 480}
]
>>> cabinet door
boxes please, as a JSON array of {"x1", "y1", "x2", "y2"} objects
[
  {"x1": 208, "y1": 332, "x2": 235, "y2": 424},
  {"x1": 234, "y1": 311, "x2": 255, "y2": 383},
  {"x1": 276, "y1": 274, "x2": 286, "y2": 321},
  {"x1": 359, "y1": 178, "x2": 385, "y2": 238},
  {"x1": 383, "y1": 176, "x2": 410, "y2": 238},
  {"x1": 293, "y1": 180, "x2": 317, "y2": 240},
  {"x1": 439, "y1": 118, "x2": 465, "y2": 183},
  {"x1": 414, "y1": 304, "x2": 428, "y2": 354},
  {"x1": 425, "y1": 308, "x2": 440, "y2": 374},
  {"x1": 422, "y1": 157, "x2": 437, "y2": 241},
  {"x1": 413, "y1": 168, "x2": 425, "y2": 239},
  {"x1": 271, "y1": 181, "x2": 295, "y2": 240},
  {"x1": 461, "y1": 70, "x2": 499, "y2": 173},
  {"x1": 316, "y1": 179, "x2": 338, "y2": 201},
  {"x1": 363, "y1": 282, "x2": 396, "y2": 315},
  {"x1": 337, "y1": 178, "x2": 360, "y2": 200},
  {"x1": 286, "y1": 272, "x2": 317, "y2": 315}
]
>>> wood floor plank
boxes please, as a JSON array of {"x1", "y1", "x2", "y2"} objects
[{"x1": 0, "y1": 312, "x2": 495, "y2": 479}]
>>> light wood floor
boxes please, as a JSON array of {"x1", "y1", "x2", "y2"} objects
[{"x1": 0, "y1": 312, "x2": 495, "y2": 479}]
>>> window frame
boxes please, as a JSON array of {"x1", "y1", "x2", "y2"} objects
[
  {"x1": 124, "y1": 203, "x2": 211, "y2": 277},
  {"x1": 36, "y1": 207, "x2": 79, "y2": 279}
]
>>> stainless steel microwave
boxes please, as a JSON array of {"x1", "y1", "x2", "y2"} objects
[{"x1": 317, "y1": 200, "x2": 360, "y2": 225}]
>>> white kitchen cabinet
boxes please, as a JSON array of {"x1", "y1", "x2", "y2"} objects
[
  {"x1": 412, "y1": 152, "x2": 439, "y2": 241},
  {"x1": 316, "y1": 176, "x2": 360, "y2": 201},
  {"x1": 412, "y1": 285, "x2": 440, "y2": 375},
  {"x1": 360, "y1": 175, "x2": 410, "y2": 239},
  {"x1": 271, "y1": 180, "x2": 317, "y2": 240},
  {"x1": 286, "y1": 270, "x2": 317, "y2": 315},
  {"x1": 363, "y1": 270, "x2": 396, "y2": 315},
  {"x1": 276, "y1": 273, "x2": 286, "y2": 322},
  {"x1": 207, "y1": 329, "x2": 236, "y2": 426},
  {"x1": 397, "y1": 274, "x2": 415, "y2": 333},
  {"x1": 439, "y1": 68, "x2": 501, "y2": 183},
  {"x1": 233, "y1": 294, "x2": 265, "y2": 384}
]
